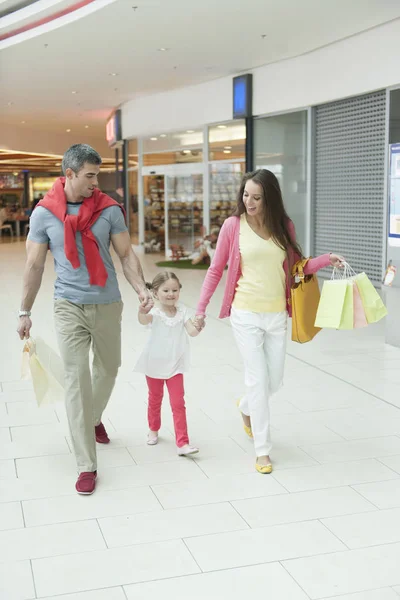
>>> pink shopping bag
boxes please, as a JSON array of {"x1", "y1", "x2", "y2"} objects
[{"x1": 353, "y1": 282, "x2": 367, "y2": 328}]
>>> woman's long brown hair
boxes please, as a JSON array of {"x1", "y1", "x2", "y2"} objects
[{"x1": 233, "y1": 169, "x2": 303, "y2": 261}]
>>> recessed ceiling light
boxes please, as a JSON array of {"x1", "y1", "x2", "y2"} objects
[
  {"x1": 223, "y1": 150, "x2": 231, "y2": 154},
  {"x1": 66, "y1": 129, "x2": 71, "y2": 132},
  {"x1": 71, "y1": 91, "x2": 77, "y2": 94},
  {"x1": 186, "y1": 130, "x2": 195, "y2": 133},
  {"x1": 224, "y1": 146, "x2": 232, "y2": 149},
  {"x1": 109, "y1": 72, "x2": 118, "y2": 76},
  {"x1": 21, "y1": 121, "x2": 26, "y2": 124},
  {"x1": 160, "y1": 134, "x2": 167, "y2": 138},
  {"x1": 7, "y1": 102, "x2": 13, "y2": 106},
  {"x1": 158, "y1": 47, "x2": 169, "y2": 51},
  {"x1": 85, "y1": 125, "x2": 89, "y2": 129},
  {"x1": 217, "y1": 125, "x2": 227, "y2": 129},
  {"x1": 150, "y1": 137, "x2": 158, "y2": 141}
]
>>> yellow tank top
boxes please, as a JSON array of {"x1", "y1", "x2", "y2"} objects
[{"x1": 232, "y1": 214, "x2": 286, "y2": 313}]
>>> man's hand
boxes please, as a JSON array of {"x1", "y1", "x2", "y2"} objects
[
  {"x1": 17, "y1": 316, "x2": 32, "y2": 340},
  {"x1": 139, "y1": 289, "x2": 154, "y2": 314}
]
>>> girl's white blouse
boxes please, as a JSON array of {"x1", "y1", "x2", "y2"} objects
[{"x1": 134, "y1": 304, "x2": 191, "y2": 379}]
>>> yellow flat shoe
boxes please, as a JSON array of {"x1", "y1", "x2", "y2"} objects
[
  {"x1": 236, "y1": 400, "x2": 253, "y2": 438},
  {"x1": 255, "y1": 462, "x2": 273, "y2": 474}
]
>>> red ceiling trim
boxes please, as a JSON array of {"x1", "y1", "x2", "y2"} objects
[{"x1": 0, "y1": 0, "x2": 96, "y2": 42}]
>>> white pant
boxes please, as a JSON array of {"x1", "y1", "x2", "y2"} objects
[{"x1": 230, "y1": 307, "x2": 287, "y2": 457}]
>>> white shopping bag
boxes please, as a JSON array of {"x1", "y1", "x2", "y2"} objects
[{"x1": 21, "y1": 337, "x2": 64, "y2": 406}]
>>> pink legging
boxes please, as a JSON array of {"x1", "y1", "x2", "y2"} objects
[{"x1": 146, "y1": 373, "x2": 189, "y2": 448}]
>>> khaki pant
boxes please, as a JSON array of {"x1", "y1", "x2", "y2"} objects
[{"x1": 54, "y1": 299, "x2": 123, "y2": 473}]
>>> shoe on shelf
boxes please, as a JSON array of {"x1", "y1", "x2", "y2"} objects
[
  {"x1": 255, "y1": 461, "x2": 273, "y2": 475},
  {"x1": 76, "y1": 471, "x2": 97, "y2": 495},
  {"x1": 236, "y1": 399, "x2": 253, "y2": 438},
  {"x1": 147, "y1": 432, "x2": 159, "y2": 446},
  {"x1": 177, "y1": 444, "x2": 199, "y2": 456},
  {"x1": 95, "y1": 422, "x2": 110, "y2": 444}
]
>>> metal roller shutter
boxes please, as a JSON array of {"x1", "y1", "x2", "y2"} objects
[{"x1": 313, "y1": 90, "x2": 386, "y2": 284}]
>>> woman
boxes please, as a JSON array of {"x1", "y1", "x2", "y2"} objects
[{"x1": 195, "y1": 169, "x2": 343, "y2": 474}]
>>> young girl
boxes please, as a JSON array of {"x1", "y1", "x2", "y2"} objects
[{"x1": 135, "y1": 271, "x2": 201, "y2": 456}]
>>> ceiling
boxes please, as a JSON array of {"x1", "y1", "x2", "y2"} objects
[
  {"x1": 0, "y1": 149, "x2": 136, "y2": 172},
  {"x1": 1, "y1": 0, "x2": 400, "y2": 142}
]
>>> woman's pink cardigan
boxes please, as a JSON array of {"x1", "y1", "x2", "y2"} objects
[{"x1": 196, "y1": 216, "x2": 331, "y2": 318}]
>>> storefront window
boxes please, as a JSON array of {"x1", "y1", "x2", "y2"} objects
[
  {"x1": 143, "y1": 151, "x2": 203, "y2": 167},
  {"x1": 209, "y1": 163, "x2": 245, "y2": 231},
  {"x1": 254, "y1": 111, "x2": 308, "y2": 250},
  {"x1": 142, "y1": 130, "x2": 203, "y2": 154},
  {"x1": 208, "y1": 120, "x2": 245, "y2": 161}
]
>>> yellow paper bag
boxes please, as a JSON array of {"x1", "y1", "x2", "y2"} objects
[
  {"x1": 314, "y1": 279, "x2": 353, "y2": 329},
  {"x1": 21, "y1": 338, "x2": 64, "y2": 406},
  {"x1": 355, "y1": 273, "x2": 388, "y2": 324}
]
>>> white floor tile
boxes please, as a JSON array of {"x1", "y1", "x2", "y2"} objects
[
  {"x1": 97, "y1": 459, "x2": 206, "y2": 491},
  {"x1": 152, "y1": 472, "x2": 288, "y2": 509},
  {"x1": 0, "y1": 501, "x2": 24, "y2": 531},
  {"x1": 124, "y1": 562, "x2": 309, "y2": 600},
  {"x1": 0, "y1": 458, "x2": 16, "y2": 478},
  {"x1": 37, "y1": 589, "x2": 126, "y2": 600},
  {"x1": 322, "y1": 507, "x2": 400, "y2": 548},
  {"x1": 355, "y1": 479, "x2": 400, "y2": 509},
  {"x1": 0, "y1": 520, "x2": 105, "y2": 562},
  {"x1": 320, "y1": 591, "x2": 400, "y2": 600},
  {"x1": 272, "y1": 459, "x2": 398, "y2": 493},
  {"x1": 185, "y1": 520, "x2": 345, "y2": 571},
  {"x1": 378, "y1": 455, "x2": 400, "y2": 474},
  {"x1": 23, "y1": 486, "x2": 161, "y2": 527},
  {"x1": 128, "y1": 437, "x2": 247, "y2": 465},
  {"x1": 0, "y1": 437, "x2": 70, "y2": 460},
  {"x1": 0, "y1": 560, "x2": 35, "y2": 600},
  {"x1": 232, "y1": 486, "x2": 375, "y2": 528},
  {"x1": 300, "y1": 437, "x2": 400, "y2": 464},
  {"x1": 283, "y1": 542, "x2": 400, "y2": 599},
  {"x1": 99, "y1": 502, "x2": 248, "y2": 547},
  {"x1": 4, "y1": 401, "x2": 59, "y2": 427},
  {"x1": 32, "y1": 540, "x2": 199, "y2": 597}
]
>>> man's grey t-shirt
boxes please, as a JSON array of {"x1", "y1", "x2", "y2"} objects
[{"x1": 28, "y1": 202, "x2": 127, "y2": 304}]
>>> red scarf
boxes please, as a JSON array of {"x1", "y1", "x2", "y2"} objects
[{"x1": 39, "y1": 177, "x2": 126, "y2": 287}]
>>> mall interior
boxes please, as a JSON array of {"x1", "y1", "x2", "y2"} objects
[{"x1": 2, "y1": 1, "x2": 400, "y2": 599}]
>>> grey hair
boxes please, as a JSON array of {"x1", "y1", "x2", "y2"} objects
[{"x1": 62, "y1": 144, "x2": 102, "y2": 175}]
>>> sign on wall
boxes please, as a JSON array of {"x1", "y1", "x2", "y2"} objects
[{"x1": 106, "y1": 109, "x2": 122, "y2": 147}]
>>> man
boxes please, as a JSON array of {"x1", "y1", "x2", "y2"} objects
[{"x1": 17, "y1": 144, "x2": 153, "y2": 495}]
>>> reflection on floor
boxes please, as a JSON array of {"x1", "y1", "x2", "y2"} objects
[{"x1": 1, "y1": 239, "x2": 400, "y2": 600}]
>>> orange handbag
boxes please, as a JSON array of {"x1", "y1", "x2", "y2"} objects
[{"x1": 291, "y1": 258, "x2": 321, "y2": 344}]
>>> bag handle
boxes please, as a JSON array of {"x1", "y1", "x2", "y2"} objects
[{"x1": 292, "y1": 258, "x2": 310, "y2": 280}]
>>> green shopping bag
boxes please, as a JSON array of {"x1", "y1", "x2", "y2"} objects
[
  {"x1": 314, "y1": 279, "x2": 354, "y2": 329},
  {"x1": 355, "y1": 273, "x2": 388, "y2": 324}
]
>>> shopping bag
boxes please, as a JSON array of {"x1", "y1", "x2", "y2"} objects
[
  {"x1": 21, "y1": 337, "x2": 64, "y2": 406},
  {"x1": 355, "y1": 272, "x2": 388, "y2": 324},
  {"x1": 291, "y1": 258, "x2": 321, "y2": 343},
  {"x1": 314, "y1": 279, "x2": 354, "y2": 330},
  {"x1": 353, "y1": 283, "x2": 368, "y2": 328}
]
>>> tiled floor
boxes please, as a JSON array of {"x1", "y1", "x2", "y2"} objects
[{"x1": 1, "y1": 239, "x2": 400, "y2": 599}]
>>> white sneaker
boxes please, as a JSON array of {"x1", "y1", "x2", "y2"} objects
[
  {"x1": 147, "y1": 433, "x2": 159, "y2": 446},
  {"x1": 177, "y1": 444, "x2": 199, "y2": 456}
]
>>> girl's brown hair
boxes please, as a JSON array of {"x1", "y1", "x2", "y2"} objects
[
  {"x1": 233, "y1": 169, "x2": 303, "y2": 260},
  {"x1": 146, "y1": 271, "x2": 182, "y2": 293}
]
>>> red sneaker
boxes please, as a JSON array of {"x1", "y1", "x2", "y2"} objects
[
  {"x1": 75, "y1": 471, "x2": 97, "y2": 495},
  {"x1": 95, "y1": 422, "x2": 110, "y2": 444}
]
